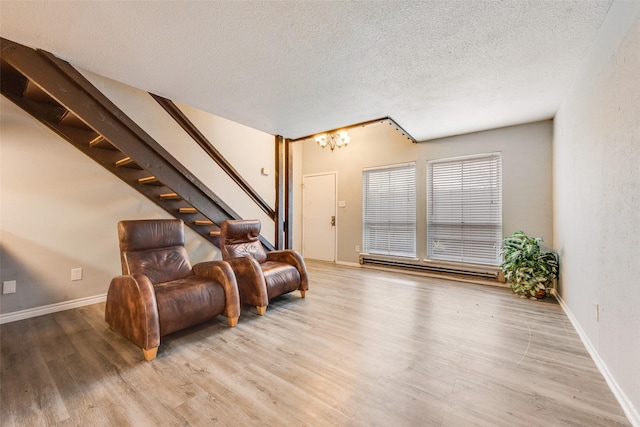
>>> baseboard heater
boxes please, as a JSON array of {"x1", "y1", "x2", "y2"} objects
[{"x1": 359, "y1": 255, "x2": 499, "y2": 280}]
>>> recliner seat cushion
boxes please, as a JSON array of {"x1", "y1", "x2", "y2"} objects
[
  {"x1": 261, "y1": 261, "x2": 301, "y2": 300},
  {"x1": 154, "y1": 276, "x2": 226, "y2": 336}
]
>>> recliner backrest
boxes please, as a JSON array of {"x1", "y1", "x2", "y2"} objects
[
  {"x1": 220, "y1": 219, "x2": 267, "y2": 264},
  {"x1": 118, "y1": 219, "x2": 193, "y2": 283}
]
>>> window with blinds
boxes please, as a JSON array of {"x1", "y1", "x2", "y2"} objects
[
  {"x1": 362, "y1": 162, "x2": 416, "y2": 257},
  {"x1": 427, "y1": 153, "x2": 502, "y2": 265}
]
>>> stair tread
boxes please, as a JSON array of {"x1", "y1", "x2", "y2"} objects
[
  {"x1": 159, "y1": 192, "x2": 180, "y2": 200},
  {"x1": 115, "y1": 157, "x2": 141, "y2": 169},
  {"x1": 89, "y1": 135, "x2": 118, "y2": 151},
  {"x1": 179, "y1": 207, "x2": 198, "y2": 213},
  {"x1": 12, "y1": 96, "x2": 67, "y2": 124},
  {"x1": 138, "y1": 176, "x2": 164, "y2": 186},
  {"x1": 194, "y1": 220, "x2": 214, "y2": 226},
  {"x1": 23, "y1": 80, "x2": 53, "y2": 102},
  {"x1": 89, "y1": 135, "x2": 104, "y2": 146},
  {"x1": 59, "y1": 110, "x2": 88, "y2": 129}
]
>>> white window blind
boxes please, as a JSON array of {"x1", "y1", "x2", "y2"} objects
[
  {"x1": 362, "y1": 163, "x2": 416, "y2": 257},
  {"x1": 427, "y1": 153, "x2": 502, "y2": 265}
]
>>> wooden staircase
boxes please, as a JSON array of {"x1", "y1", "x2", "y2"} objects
[{"x1": 1, "y1": 37, "x2": 274, "y2": 250}]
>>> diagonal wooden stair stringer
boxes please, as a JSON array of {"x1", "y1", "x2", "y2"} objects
[{"x1": 1, "y1": 37, "x2": 274, "y2": 250}]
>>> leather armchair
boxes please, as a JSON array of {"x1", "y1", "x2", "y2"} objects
[
  {"x1": 105, "y1": 219, "x2": 240, "y2": 361},
  {"x1": 219, "y1": 219, "x2": 308, "y2": 315}
]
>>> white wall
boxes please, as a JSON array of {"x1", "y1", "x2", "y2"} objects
[
  {"x1": 299, "y1": 120, "x2": 553, "y2": 265},
  {"x1": 553, "y1": 2, "x2": 640, "y2": 423}
]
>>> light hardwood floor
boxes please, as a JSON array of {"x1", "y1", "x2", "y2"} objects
[{"x1": 0, "y1": 261, "x2": 631, "y2": 426}]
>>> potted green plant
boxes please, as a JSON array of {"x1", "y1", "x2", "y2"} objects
[{"x1": 500, "y1": 231, "x2": 559, "y2": 299}]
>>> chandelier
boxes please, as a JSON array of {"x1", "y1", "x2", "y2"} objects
[{"x1": 315, "y1": 130, "x2": 350, "y2": 151}]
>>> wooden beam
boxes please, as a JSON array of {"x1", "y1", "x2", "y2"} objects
[
  {"x1": 285, "y1": 138, "x2": 294, "y2": 249},
  {"x1": 275, "y1": 135, "x2": 286, "y2": 249}
]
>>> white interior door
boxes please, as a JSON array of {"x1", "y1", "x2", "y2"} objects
[{"x1": 302, "y1": 173, "x2": 336, "y2": 261}]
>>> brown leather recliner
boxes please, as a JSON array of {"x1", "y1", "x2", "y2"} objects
[
  {"x1": 105, "y1": 219, "x2": 240, "y2": 361},
  {"x1": 219, "y1": 219, "x2": 308, "y2": 315}
]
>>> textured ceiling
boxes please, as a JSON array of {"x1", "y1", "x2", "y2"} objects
[{"x1": 1, "y1": 1, "x2": 612, "y2": 141}]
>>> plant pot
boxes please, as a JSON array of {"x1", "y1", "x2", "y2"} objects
[{"x1": 535, "y1": 289, "x2": 547, "y2": 299}]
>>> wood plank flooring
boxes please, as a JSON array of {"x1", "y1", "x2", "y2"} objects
[{"x1": 0, "y1": 261, "x2": 631, "y2": 426}]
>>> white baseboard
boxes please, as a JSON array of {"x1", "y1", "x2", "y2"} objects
[
  {"x1": 335, "y1": 261, "x2": 362, "y2": 268},
  {"x1": 554, "y1": 292, "x2": 639, "y2": 426},
  {"x1": 0, "y1": 294, "x2": 107, "y2": 325}
]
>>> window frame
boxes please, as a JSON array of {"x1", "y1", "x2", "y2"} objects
[
  {"x1": 426, "y1": 152, "x2": 503, "y2": 266},
  {"x1": 362, "y1": 161, "x2": 417, "y2": 258}
]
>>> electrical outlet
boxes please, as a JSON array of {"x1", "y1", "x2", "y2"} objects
[
  {"x1": 355, "y1": 245, "x2": 360, "y2": 253},
  {"x1": 3, "y1": 280, "x2": 17, "y2": 294},
  {"x1": 71, "y1": 268, "x2": 83, "y2": 281}
]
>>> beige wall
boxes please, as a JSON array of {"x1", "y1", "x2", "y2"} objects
[
  {"x1": 298, "y1": 120, "x2": 553, "y2": 265},
  {"x1": 554, "y1": 2, "x2": 640, "y2": 421}
]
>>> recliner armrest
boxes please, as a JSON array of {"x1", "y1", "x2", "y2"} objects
[
  {"x1": 225, "y1": 257, "x2": 269, "y2": 308},
  {"x1": 192, "y1": 260, "x2": 240, "y2": 319},
  {"x1": 266, "y1": 250, "x2": 309, "y2": 291},
  {"x1": 105, "y1": 274, "x2": 160, "y2": 351}
]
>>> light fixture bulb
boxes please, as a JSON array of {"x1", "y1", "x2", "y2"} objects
[
  {"x1": 315, "y1": 134, "x2": 328, "y2": 148},
  {"x1": 315, "y1": 130, "x2": 350, "y2": 151}
]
